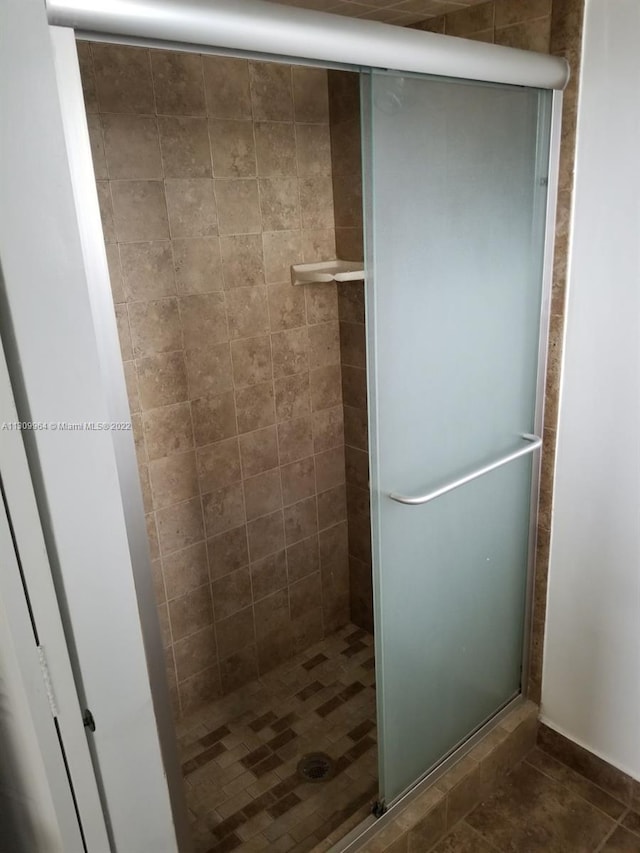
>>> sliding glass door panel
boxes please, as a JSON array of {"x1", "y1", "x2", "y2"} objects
[{"x1": 364, "y1": 70, "x2": 552, "y2": 804}]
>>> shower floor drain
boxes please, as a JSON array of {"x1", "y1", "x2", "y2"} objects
[{"x1": 297, "y1": 752, "x2": 335, "y2": 783}]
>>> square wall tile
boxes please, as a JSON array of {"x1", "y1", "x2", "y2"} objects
[
  {"x1": 296, "y1": 124, "x2": 332, "y2": 176},
  {"x1": 178, "y1": 665, "x2": 221, "y2": 714},
  {"x1": 137, "y1": 352, "x2": 188, "y2": 409},
  {"x1": 283, "y1": 496, "x2": 318, "y2": 546},
  {"x1": 215, "y1": 606, "x2": 255, "y2": 659},
  {"x1": 310, "y1": 365, "x2": 342, "y2": 411},
  {"x1": 268, "y1": 283, "x2": 307, "y2": 332},
  {"x1": 202, "y1": 482, "x2": 246, "y2": 538},
  {"x1": 191, "y1": 391, "x2": 237, "y2": 447},
  {"x1": 271, "y1": 328, "x2": 309, "y2": 379},
  {"x1": 149, "y1": 450, "x2": 199, "y2": 509},
  {"x1": 179, "y1": 292, "x2": 228, "y2": 348},
  {"x1": 255, "y1": 122, "x2": 297, "y2": 177},
  {"x1": 280, "y1": 457, "x2": 316, "y2": 507},
  {"x1": 247, "y1": 510, "x2": 285, "y2": 562},
  {"x1": 173, "y1": 625, "x2": 217, "y2": 683},
  {"x1": 168, "y1": 583, "x2": 213, "y2": 642},
  {"x1": 101, "y1": 114, "x2": 162, "y2": 180},
  {"x1": 225, "y1": 287, "x2": 270, "y2": 340},
  {"x1": 158, "y1": 116, "x2": 212, "y2": 178},
  {"x1": 342, "y1": 364, "x2": 367, "y2": 409},
  {"x1": 184, "y1": 343, "x2": 233, "y2": 398},
  {"x1": 77, "y1": 42, "x2": 98, "y2": 114},
  {"x1": 305, "y1": 283, "x2": 339, "y2": 325},
  {"x1": 299, "y1": 176, "x2": 335, "y2": 229},
  {"x1": 293, "y1": 66, "x2": 329, "y2": 123},
  {"x1": 235, "y1": 382, "x2": 276, "y2": 434},
  {"x1": 92, "y1": 44, "x2": 154, "y2": 114},
  {"x1": 315, "y1": 446, "x2": 346, "y2": 492},
  {"x1": 262, "y1": 231, "x2": 303, "y2": 284},
  {"x1": 128, "y1": 298, "x2": 181, "y2": 358},
  {"x1": 207, "y1": 525, "x2": 249, "y2": 580},
  {"x1": 203, "y1": 56, "x2": 252, "y2": 120},
  {"x1": 308, "y1": 322, "x2": 341, "y2": 370},
  {"x1": 145, "y1": 513, "x2": 160, "y2": 560},
  {"x1": 123, "y1": 362, "x2": 140, "y2": 413},
  {"x1": 345, "y1": 445, "x2": 369, "y2": 491},
  {"x1": 286, "y1": 534, "x2": 319, "y2": 583},
  {"x1": 87, "y1": 115, "x2": 107, "y2": 179},
  {"x1": 111, "y1": 180, "x2": 169, "y2": 242},
  {"x1": 249, "y1": 62, "x2": 293, "y2": 122},
  {"x1": 156, "y1": 496, "x2": 205, "y2": 555},
  {"x1": 143, "y1": 402, "x2": 194, "y2": 461},
  {"x1": 172, "y1": 237, "x2": 223, "y2": 294},
  {"x1": 277, "y1": 416, "x2": 314, "y2": 466},
  {"x1": 105, "y1": 246, "x2": 123, "y2": 306},
  {"x1": 312, "y1": 406, "x2": 344, "y2": 453},
  {"x1": 318, "y1": 484, "x2": 347, "y2": 531},
  {"x1": 239, "y1": 426, "x2": 279, "y2": 478},
  {"x1": 162, "y1": 541, "x2": 209, "y2": 600},
  {"x1": 115, "y1": 305, "x2": 132, "y2": 361},
  {"x1": 219, "y1": 646, "x2": 258, "y2": 693},
  {"x1": 243, "y1": 469, "x2": 283, "y2": 521},
  {"x1": 120, "y1": 241, "x2": 176, "y2": 301},
  {"x1": 197, "y1": 437, "x2": 242, "y2": 493},
  {"x1": 209, "y1": 119, "x2": 257, "y2": 178},
  {"x1": 165, "y1": 179, "x2": 218, "y2": 238},
  {"x1": 211, "y1": 566, "x2": 252, "y2": 621},
  {"x1": 220, "y1": 234, "x2": 265, "y2": 288},
  {"x1": 319, "y1": 523, "x2": 348, "y2": 577},
  {"x1": 251, "y1": 550, "x2": 288, "y2": 602},
  {"x1": 216, "y1": 179, "x2": 262, "y2": 236},
  {"x1": 230, "y1": 336, "x2": 273, "y2": 387},
  {"x1": 344, "y1": 405, "x2": 368, "y2": 453},
  {"x1": 289, "y1": 572, "x2": 322, "y2": 621},
  {"x1": 302, "y1": 229, "x2": 336, "y2": 264},
  {"x1": 274, "y1": 374, "x2": 311, "y2": 423},
  {"x1": 340, "y1": 320, "x2": 367, "y2": 368},
  {"x1": 150, "y1": 50, "x2": 205, "y2": 116},
  {"x1": 259, "y1": 178, "x2": 301, "y2": 232}
]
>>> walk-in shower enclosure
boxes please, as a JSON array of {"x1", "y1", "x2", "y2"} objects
[{"x1": 1, "y1": 0, "x2": 567, "y2": 849}]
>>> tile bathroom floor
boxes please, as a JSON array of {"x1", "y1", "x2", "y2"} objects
[
  {"x1": 430, "y1": 748, "x2": 640, "y2": 852},
  {"x1": 176, "y1": 624, "x2": 378, "y2": 853}
]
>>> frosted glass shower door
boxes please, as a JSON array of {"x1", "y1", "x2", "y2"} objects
[{"x1": 365, "y1": 71, "x2": 552, "y2": 805}]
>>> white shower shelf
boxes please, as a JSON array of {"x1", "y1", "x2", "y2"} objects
[{"x1": 291, "y1": 260, "x2": 364, "y2": 286}]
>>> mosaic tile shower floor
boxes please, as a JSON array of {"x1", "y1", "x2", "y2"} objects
[{"x1": 176, "y1": 625, "x2": 377, "y2": 853}]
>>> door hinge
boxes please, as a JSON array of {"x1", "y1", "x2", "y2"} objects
[
  {"x1": 83, "y1": 708, "x2": 96, "y2": 732},
  {"x1": 37, "y1": 645, "x2": 58, "y2": 718}
]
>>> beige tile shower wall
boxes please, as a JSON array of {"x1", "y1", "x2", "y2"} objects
[
  {"x1": 412, "y1": 0, "x2": 583, "y2": 703},
  {"x1": 79, "y1": 42, "x2": 351, "y2": 717},
  {"x1": 412, "y1": 0, "x2": 552, "y2": 47},
  {"x1": 328, "y1": 72, "x2": 374, "y2": 632}
]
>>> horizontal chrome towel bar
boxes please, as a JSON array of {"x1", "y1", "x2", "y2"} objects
[{"x1": 389, "y1": 433, "x2": 542, "y2": 506}]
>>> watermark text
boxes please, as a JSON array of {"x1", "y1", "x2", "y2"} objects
[{"x1": 2, "y1": 421, "x2": 132, "y2": 432}]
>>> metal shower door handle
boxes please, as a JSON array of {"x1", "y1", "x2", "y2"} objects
[{"x1": 389, "y1": 433, "x2": 542, "y2": 506}]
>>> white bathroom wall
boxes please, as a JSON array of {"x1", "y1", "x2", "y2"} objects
[{"x1": 542, "y1": 0, "x2": 640, "y2": 781}]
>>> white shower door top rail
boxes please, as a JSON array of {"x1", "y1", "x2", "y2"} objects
[{"x1": 46, "y1": 0, "x2": 569, "y2": 90}]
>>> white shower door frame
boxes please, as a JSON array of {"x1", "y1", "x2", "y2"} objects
[{"x1": 1, "y1": 0, "x2": 565, "y2": 849}]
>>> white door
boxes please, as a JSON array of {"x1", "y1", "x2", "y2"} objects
[{"x1": 0, "y1": 347, "x2": 111, "y2": 851}]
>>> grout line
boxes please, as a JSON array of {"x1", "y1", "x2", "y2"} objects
[
  {"x1": 523, "y1": 754, "x2": 630, "y2": 847},
  {"x1": 593, "y1": 814, "x2": 625, "y2": 853},
  {"x1": 528, "y1": 747, "x2": 631, "y2": 819}
]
